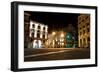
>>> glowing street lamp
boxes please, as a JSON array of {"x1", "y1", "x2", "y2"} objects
[
  {"x1": 61, "y1": 33, "x2": 64, "y2": 37},
  {"x1": 52, "y1": 32, "x2": 56, "y2": 35}
]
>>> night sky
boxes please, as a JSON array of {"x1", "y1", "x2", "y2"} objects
[{"x1": 25, "y1": 11, "x2": 79, "y2": 33}]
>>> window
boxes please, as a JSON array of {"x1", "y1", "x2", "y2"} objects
[
  {"x1": 83, "y1": 38, "x2": 86, "y2": 46},
  {"x1": 31, "y1": 29, "x2": 35, "y2": 32},
  {"x1": 43, "y1": 34, "x2": 45, "y2": 39},
  {"x1": 37, "y1": 33, "x2": 40, "y2": 38},
  {"x1": 86, "y1": 16, "x2": 88, "y2": 20},
  {"x1": 38, "y1": 25, "x2": 40, "y2": 29},
  {"x1": 82, "y1": 19, "x2": 84, "y2": 22},
  {"x1": 43, "y1": 27, "x2": 45, "y2": 31},
  {"x1": 87, "y1": 23, "x2": 89, "y2": 26},
  {"x1": 87, "y1": 37, "x2": 90, "y2": 48},
  {"x1": 83, "y1": 26, "x2": 85, "y2": 28},
  {"x1": 83, "y1": 38, "x2": 85, "y2": 42},
  {"x1": 88, "y1": 37, "x2": 90, "y2": 42},
  {"x1": 80, "y1": 32, "x2": 82, "y2": 35},
  {"x1": 83, "y1": 30, "x2": 85, "y2": 34},
  {"x1": 80, "y1": 39, "x2": 82, "y2": 47},
  {"x1": 79, "y1": 22, "x2": 81, "y2": 24},
  {"x1": 37, "y1": 30, "x2": 40, "y2": 33},
  {"x1": 24, "y1": 15, "x2": 29, "y2": 22},
  {"x1": 32, "y1": 24, "x2": 35, "y2": 28},
  {"x1": 37, "y1": 30, "x2": 40, "y2": 38},
  {"x1": 87, "y1": 28, "x2": 89, "y2": 32},
  {"x1": 31, "y1": 32, "x2": 34, "y2": 37},
  {"x1": 43, "y1": 40, "x2": 45, "y2": 43}
]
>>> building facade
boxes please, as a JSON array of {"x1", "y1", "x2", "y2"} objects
[
  {"x1": 78, "y1": 14, "x2": 90, "y2": 48},
  {"x1": 24, "y1": 12, "x2": 31, "y2": 49},
  {"x1": 47, "y1": 31, "x2": 66, "y2": 48},
  {"x1": 29, "y1": 21, "x2": 48, "y2": 48}
]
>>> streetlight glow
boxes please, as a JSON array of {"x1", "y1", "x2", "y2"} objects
[
  {"x1": 61, "y1": 33, "x2": 64, "y2": 37},
  {"x1": 52, "y1": 32, "x2": 56, "y2": 35}
]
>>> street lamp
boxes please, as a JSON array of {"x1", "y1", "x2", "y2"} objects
[
  {"x1": 61, "y1": 33, "x2": 64, "y2": 37},
  {"x1": 52, "y1": 32, "x2": 56, "y2": 35}
]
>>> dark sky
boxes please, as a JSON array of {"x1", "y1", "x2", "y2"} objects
[{"x1": 25, "y1": 11, "x2": 79, "y2": 33}]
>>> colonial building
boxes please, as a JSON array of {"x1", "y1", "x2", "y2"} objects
[
  {"x1": 29, "y1": 21, "x2": 48, "y2": 48},
  {"x1": 78, "y1": 14, "x2": 90, "y2": 48}
]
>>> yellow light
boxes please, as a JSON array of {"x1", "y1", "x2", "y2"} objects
[
  {"x1": 61, "y1": 33, "x2": 64, "y2": 37},
  {"x1": 52, "y1": 32, "x2": 56, "y2": 35},
  {"x1": 56, "y1": 38, "x2": 57, "y2": 41},
  {"x1": 53, "y1": 40, "x2": 55, "y2": 45},
  {"x1": 62, "y1": 43, "x2": 64, "y2": 45},
  {"x1": 62, "y1": 39, "x2": 64, "y2": 42}
]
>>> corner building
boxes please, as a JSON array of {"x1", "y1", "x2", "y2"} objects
[
  {"x1": 78, "y1": 14, "x2": 90, "y2": 48},
  {"x1": 29, "y1": 21, "x2": 48, "y2": 48}
]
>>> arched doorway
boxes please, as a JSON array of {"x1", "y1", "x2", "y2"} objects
[{"x1": 33, "y1": 40, "x2": 42, "y2": 49}]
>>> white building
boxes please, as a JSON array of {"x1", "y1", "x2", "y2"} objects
[{"x1": 29, "y1": 21, "x2": 48, "y2": 48}]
